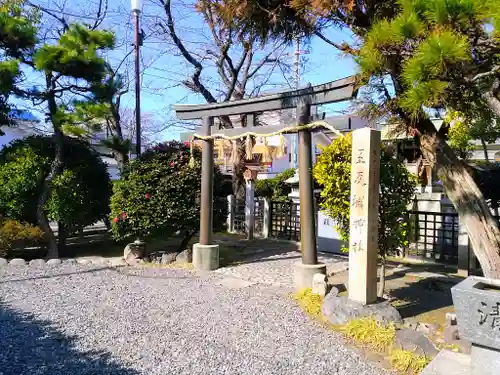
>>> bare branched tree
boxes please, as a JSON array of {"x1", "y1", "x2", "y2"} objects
[{"x1": 150, "y1": 0, "x2": 292, "y2": 196}]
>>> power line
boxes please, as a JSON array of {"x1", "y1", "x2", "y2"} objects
[{"x1": 27, "y1": 2, "x2": 127, "y2": 21}]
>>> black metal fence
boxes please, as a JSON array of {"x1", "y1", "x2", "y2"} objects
[
  {"x1": 405, "y1": 211, "x2": 459, "y2": 263},
  {"x1": 270, "y1": 200, "x2": 300, "y2": 241},
  {"x1": 267, "y1": 200, "x2": 467, "y2": 266},
  {"x1": 233, "y1": 198, "x2": 264, "y2": 234}
]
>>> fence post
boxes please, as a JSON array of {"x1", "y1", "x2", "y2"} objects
[
  {"x1": 245, "y1": 180, "x2": 255, "y2": 240},
  {"x1": 457, "y1": 216, "x2": 471, "y2": 277},
  {"x1": 263, "y1": 198, "x2": 271, "y2": 238},
  {"x1": 227, "y1": 195, "x2": 235, "y2": 233}
]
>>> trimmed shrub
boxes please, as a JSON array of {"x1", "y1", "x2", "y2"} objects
[
  {"x1": 314, "y1": 134, "x2": 417, "y2": 295},
  {"x1": 110, "y1": 141, "x2": 227, "y2": 250},
  {"x1": 0, "y1": 219, "x2": 45, "y2": 258},
  {"x1": 0, "y1": 135, "x2": 112, "y2": 234}
]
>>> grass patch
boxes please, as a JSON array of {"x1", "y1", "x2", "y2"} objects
[
  {"x1": 292, "y1": 288, "x2": 324, "y2": 320},
  {"x1": 338, "y1": 317, "x2": 396, "y2": 352},
  {"x1": 291, "y1": 292, "x2": 431, "y2": 374},
  {"x1": 389, "y1": 349, "x2": 430, "y2": 374}
]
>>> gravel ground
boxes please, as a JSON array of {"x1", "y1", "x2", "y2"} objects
[
  {"x1": 215, "y1": 251, "x2": 349, "y2": 287},
  {"x1": 0, "y1": 265, "x2": 386, "y2": 375}
]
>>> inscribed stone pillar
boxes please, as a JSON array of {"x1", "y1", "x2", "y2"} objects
[{"x1": 348, "y1": 127, "x2": 381, "y2": 305}]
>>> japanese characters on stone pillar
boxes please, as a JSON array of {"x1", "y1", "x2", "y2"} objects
[{"x1": 348, "y1": 128, "x2": 381, "y2": 305}]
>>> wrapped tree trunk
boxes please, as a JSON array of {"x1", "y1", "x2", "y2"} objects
[{"x1": 420, "y1": 130, "x2": 500, "y2": 278}]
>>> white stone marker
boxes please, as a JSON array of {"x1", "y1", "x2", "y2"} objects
[
  {"x1": 312, "y1": 273, "x2": 328, "y2": 297},
  {"x1": 348, "y1": 128, "x2": 381, "y2": 305}
]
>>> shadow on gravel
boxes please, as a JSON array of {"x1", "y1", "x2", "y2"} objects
[{"x1": 0, "y1": 300, "x2": 139, "y2": 375}]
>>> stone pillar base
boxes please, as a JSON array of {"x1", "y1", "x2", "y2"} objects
[
  {"x1": 293, "y1": 261, "x2": 327, "y2": 290},
  {"x1": 472, "y1": 344, "x2": 500, "y2": 375},
  {"x1": 193, "y1": 243, "x2": 219, "y2": 271}
]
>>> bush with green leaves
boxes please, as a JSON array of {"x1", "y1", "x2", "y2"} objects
[
  {"x1": 0, "y1": 219, "x2": 45, "y2": 258},
  {"x1": 0, "y1": 135, "x2": 112, "y2": 238},
  {"x1": 110, "y1": 141, "x2": 227, "y2": 252},
  {"x1": 255, "y1": 168, "x2": 295, "y2": 200},
  {"x1": 314, "y1": 134, "x2": 417, "y2": 296}
]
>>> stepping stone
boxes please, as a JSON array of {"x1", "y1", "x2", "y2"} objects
[
  {"x1": 9, "y1": 258, "x2": 26, "y2": 266},
  {"x1": 47, "y1": 259, "x2": 62, "y2": 266},
  {"x1": 29, "y1": 259, "x2": 46, "y2": 267}
]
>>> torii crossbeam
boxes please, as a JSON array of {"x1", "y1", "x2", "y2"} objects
[{"x1": 172, "y1": 76, "x2": 357, "y2": 289}]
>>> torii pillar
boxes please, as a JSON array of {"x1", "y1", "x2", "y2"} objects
[
  {"x1": 192, "y1": 116, "x2": 220, "y2": 270},
  {"x1": 293, "y1": 99, "x2": 327, "y2": 289}
]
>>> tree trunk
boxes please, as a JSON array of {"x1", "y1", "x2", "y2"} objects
[
  {"x1": 114, "y1": 150, "x2": 129, "y2": 173},
  {"x1": 38, "y1": 131, "x2": 63, "y2": 259},
  {"x1": 480, "y1": 138, "x2": 489, "y2": 162},
  {"x1": 378, "y1": 257, "x2": 386, "y2": 298},
  {"x1": 39, "y1": 73, "x2": 64, "y2": 260},
  {"x1": 419, "y1": 131, "x2": 500, "y2": 278},
  {"x1": 57, "y1": 222, "x2": 67, "y2": 254},
  {"x1": 232, "y1": 139, "x2": 246, "y2": 199}
]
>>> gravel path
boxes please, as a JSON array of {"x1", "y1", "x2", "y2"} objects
[
  {"x1": 215, "y1": 250, "x2": 349, "y2": 287},
  {"x1": 0, "y1": 265, "x2": 386, "y2": 375}
]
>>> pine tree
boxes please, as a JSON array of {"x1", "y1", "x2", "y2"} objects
[
  {"x1": 0, "y1": 0, "x2": 37, "y2": 132},
  {"x1": 66, "y1": 69, "x2": 132, "y2": 171},
  {"x1": 14, "y1": 7, "x2": 115, "y2": 258},
  {"x1": 204, "y1": 0, "x2": 500, "y2": 277}
]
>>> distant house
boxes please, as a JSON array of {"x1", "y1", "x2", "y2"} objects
[
  {"x1": 0, "y1": 110, "x2": 43, "y2": 148},
  {"x1": 0, "y1": 110, "x2": 122, "y2": 180}
]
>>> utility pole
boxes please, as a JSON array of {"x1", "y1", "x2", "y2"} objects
[{"x1": 131, "y1": 0, "x2": 142, "y2": 156}]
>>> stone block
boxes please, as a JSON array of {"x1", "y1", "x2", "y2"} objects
[
  {"x1": 451, "y1": 276, "x2": 500, "y2": 350},
  {"x1": 123, "y1": 240, "x2": 146, "y2": 266},
  {"x1": 321, "y1": 293, "x2": 402, "y2": 326},
  {"x1": 47, "y1": 259, "x2": 62, "y2": 266},
  {"x1": 471, "y1": 344, "x2": 500, "y2": 375},
  {"x1": 417, "y1": 322, "x2": 441, "y2": 336},
  {"x1": 395, "y1": 328, "x2": 439, "y2": 358},
  {"x1": 9, "y1": 258, "x2": 26, "y2": 266},
  {"x1": 176, "y1": 249, "x2": 192, "y2": 264},
  {"x1": 192, "y1": 243, "x2": 219, "y2": 271},
  {"x1": 77, "y1": 259, "x2": 92, "y2": 265},
  {"x1": 421, "y1": 349, "x2": 471, "y2": 375},
  {"x1": 109, "y1": 258, "x2": 127, "y2": 267},
  {"x1": 29, "y1": 259, "x2": 46, "y2": 267},
  {"x1": 161, "y1": 253, "x2": 177, "y2": 265},
  {"x1": 63, "y1": 259, "x2": 77, "y2": 265},
  {"x1": 293, "y1": 262, "x2": 327, "y2": 291},
  {"x1": 312, "y1": 273, "x2": 327, "y2": 297},
  {"x1": 0, "y1": 258, "x2": 7, "y2": 267}
]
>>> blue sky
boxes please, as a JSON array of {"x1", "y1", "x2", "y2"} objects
[{"x1": 16, "y1": 0, "x2": 359, "y2": 142}]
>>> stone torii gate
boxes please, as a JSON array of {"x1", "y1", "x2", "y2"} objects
[{"x1": 173, "y1": 76, "x2": 357, "y2": 289}]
